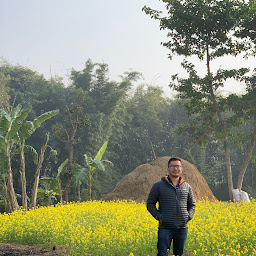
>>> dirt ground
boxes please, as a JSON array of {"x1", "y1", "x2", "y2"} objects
[
  {"x1": 0, "y1": 243, "x2": 64, "y2": 256},
  {"x1": 0, "y1": 243, "x2": 195, "y2": 255}
]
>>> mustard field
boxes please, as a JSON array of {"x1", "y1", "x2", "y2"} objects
[{"x1": 0, "y1": 200, "x2": 256, "y2": 255}]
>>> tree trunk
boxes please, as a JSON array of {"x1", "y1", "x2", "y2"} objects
[
  {"x1": 6, "y1": 149, "x2": 19, "y2": 212},
  {"x1": 78, "y1": 184, "x2": 81, "y2": 202},
  {"x1": 57, "y1": 107, "x2": 81, "y2": 202},
  {"x1": 237, "y1": 115, "x2": 256, "y2": 191},
  {"x1": 3, "y1": 177, "x2": 11, "y2": 213},
  {"x1": 63, "y1": 141, "x2": 74, "y2": 202},
  {"x1": 20, "y1": 146, "x2": 28, "y2": 210},
  {"x1": 150, "y1": 139, "x2": 157, "y2": 160},
  {"x1": 223, "y1": 139, "x2": 234, "y2": 200},
  {"x1": 206, "y1": 44, "x2": 233, "y2": 200},
  {"x1": 63, "y1": 175, "x2": 71, "y2": 202},
  {"x1": 211, "y1": 95, "x2": 233, "y2": 200},
  {"x1": 88, "y1": 174, "x2": 92, "y2": 201},
  {"x1": 58, "y1": 179, "x2": 63, "y2": 204},
  {"x1": 31, "y1": 145, "x2": 46, "y2": 208}
]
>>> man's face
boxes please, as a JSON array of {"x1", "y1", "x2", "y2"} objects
[{"x1": 167, "y1": 160, "x2": 182, "y2": 178}]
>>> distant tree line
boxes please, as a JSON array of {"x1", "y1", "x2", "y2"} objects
[{"x1": 0, "y1": 57, "x2": 255, "y2": 211}]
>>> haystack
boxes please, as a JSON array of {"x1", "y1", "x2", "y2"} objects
[{"x1": 102, "y1": 156, "x2": 216, "y2": 202}]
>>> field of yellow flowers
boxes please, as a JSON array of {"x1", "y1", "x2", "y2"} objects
[{"x1": 0, "y1": 200, "x2": 256, "y2": 255}]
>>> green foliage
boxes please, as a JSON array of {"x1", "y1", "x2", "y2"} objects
[
  {"x1": 37, "y1": 160, "x2": 68, "y2": 206},
  {"x1": 12, "y1": 145, "x2": 38, "y2": 165},
  {"x1": 75, "y1": 141, "x2": 113, "y2": 200},
  {"x1": 20, "y1": 110, "x2": 59, "y2": 141},
  {"x1": 235, "y1": 0, "x2": 256, "y2": 54},
  {"x1": 52, "y1": 104, "x2": 90, "y2": 143},
  {"x1": 144, "y1": 0, "x2": 256, "y2": 198},
  {"x1": 70, "y1": 59, "x2": 95, "y2": 91},
  {"x1": 0, "y1": 105, "x2": 31, "y2": 143},
  {"x1": 93, "y1": 141, "x2": 108, "y2": 162},
  {"x1": 0, "y1": 73, "x2": 10, "y2": 112},
  {"x1": 0, "y1": 103, "x2": 59, "y2": 210},
  {"x1": 36, "y1": 187, "x2": 58, "y2": 207},
  {"x1": 2, "y1": 54, "x2": 256, "y2": 202},
  {"x1": 144, "y1": 0, "x2": 245, "y2": 60},
  {"x1": 57, "y1": 159, "x2": 69, "y2": 179}
]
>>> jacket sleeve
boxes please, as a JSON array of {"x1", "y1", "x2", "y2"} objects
[
  {"x1": 146, "y1": 182, "x2": 162, "y2": 221},
  {"x1": 187, "y1": 185, "x2": 196, "y2": 221}
]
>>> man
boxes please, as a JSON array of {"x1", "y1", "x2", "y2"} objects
[{"x1": 147, "y1": 157, "x2": 196, "y2": 256}]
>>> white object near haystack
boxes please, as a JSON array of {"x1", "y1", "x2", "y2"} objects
[{"x1": 232, "y1": 189, "x2": 250, "y2": 202}]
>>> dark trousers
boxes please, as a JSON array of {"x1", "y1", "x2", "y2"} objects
[{"x1": 157, "y1": 228, "x2": 188, "y2": 256}]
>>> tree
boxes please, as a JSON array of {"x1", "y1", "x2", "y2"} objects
[
  {"x1": 18, "y1": 109, "x2": 59, "y2": 210},
  {"x1": 0, "y1": 104, "x2": 59, "y2": 211},
  {"x1": 233, "y1": 0, "x2": 256, "y2": 191},
  {"x1": 127, "y1": 85, "x2": 167, "y2": 160},
  {"x1": 52, "y1": 103, "x2": 90, "y2": 202},
  {"x1": 70, "y1": 59, "x2": 95, "y2": 91},
  {"x1": 143, "y1": 0, "x2": 255, "y2": 199},
  {"x1": 31, "y1": 133, "x2": 58, "y2": 208},
  {"x1": 0, "y1": 73, "x2": 10, "y2": 112},
  {"x1": 236, "y1": 0, "x2": 256, "y2": 53},
  {"x1": 234, "y1": 73, "x2": 256, "y2": 191},
  {"x1": 0, "y1": 105, "x2": 31, "y2": 211},
  {"x1": 113, "y1": 85, "x2": 192, "y2": 176},
  {"x1": 69, "y1": 60, "x2": 142, "y2": 170},
  {"x1": 33, "y1": 158, "x2": 69, "y2": 206}
]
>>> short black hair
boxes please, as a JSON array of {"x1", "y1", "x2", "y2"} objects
[{"x1": 168, "y1": 157, "x2": 182, "y2": 167}]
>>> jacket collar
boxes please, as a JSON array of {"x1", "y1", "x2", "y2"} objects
[{"x1": 165, "y1": 176, "x2": 185, "y2": 188}]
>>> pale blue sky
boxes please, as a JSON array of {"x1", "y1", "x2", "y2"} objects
[{"x1": 0, "y1": 1, "x2": 254, "y2": 95}]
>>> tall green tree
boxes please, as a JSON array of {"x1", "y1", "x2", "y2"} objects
[
  {"x1": 236, "y1": 0, "x2": 256, "y2": 53},
  {"x1": 52, "y1": 103, "x2": 90, "y2": 202},
  {"x1": 0, "y1": 73, "x2": 10, "y2": 112},
  {"x1": 234, "y1": 73, "x2": 256, "y2": 191},
  {"x1": 127, "y1": 85, "x2": 167, "y2": 160},
  {"x1": 70, "y1": 59, "x2": 95, "y2": 91},
  {"x1": 70, "y1": 60, "x2": 142, "y2": 162},
  {"x1": 114, "y1": 85, "x2": 191, "y2": 175},
  {"x1": 143, "y1": 0, "x2": 255, "y2": 199}
]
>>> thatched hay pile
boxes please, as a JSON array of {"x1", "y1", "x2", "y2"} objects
[{"x1": 102, "y1": 156, "x2": 216, "y2": 202}]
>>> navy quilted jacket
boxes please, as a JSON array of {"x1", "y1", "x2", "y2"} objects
[{"x1": 147, "y1": 176, "x2": 196, "y2": 229}]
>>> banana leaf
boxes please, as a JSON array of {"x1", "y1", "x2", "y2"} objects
[{"x1": 20, "y1": 109, "x2": 59, "y2": 140}]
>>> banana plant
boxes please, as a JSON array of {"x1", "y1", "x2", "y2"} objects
[
  {"x1": 0, "y1": 105, "x2": 59, "y2": 211},
  {"x1": 18, "y1": 109, "x2": 59, "y2": 210},
  {"x1": 36, "y1": 159, "x2": 68, "y2": 206},
  {"x1": 56, "y1": 159, "x2": 69, "y2": 204},
  {"x1": 30, "y1": 133, "x2": 58, "y2": 208},
  {"x1": 36, "y1": 177, "x2": 59, "y2": 207},
  {"x1": 0, "y1": 172, "x2": 8, "y2": 210},
  {"x1": 0, "y1": 151, "x2": 9, "y2": 210},
  {"x1": 0, "y1": 105, "x2": 32, "y2": 212},
  {"x1": 75, "y1": 141, "x2": 113, "y2": 200}
]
